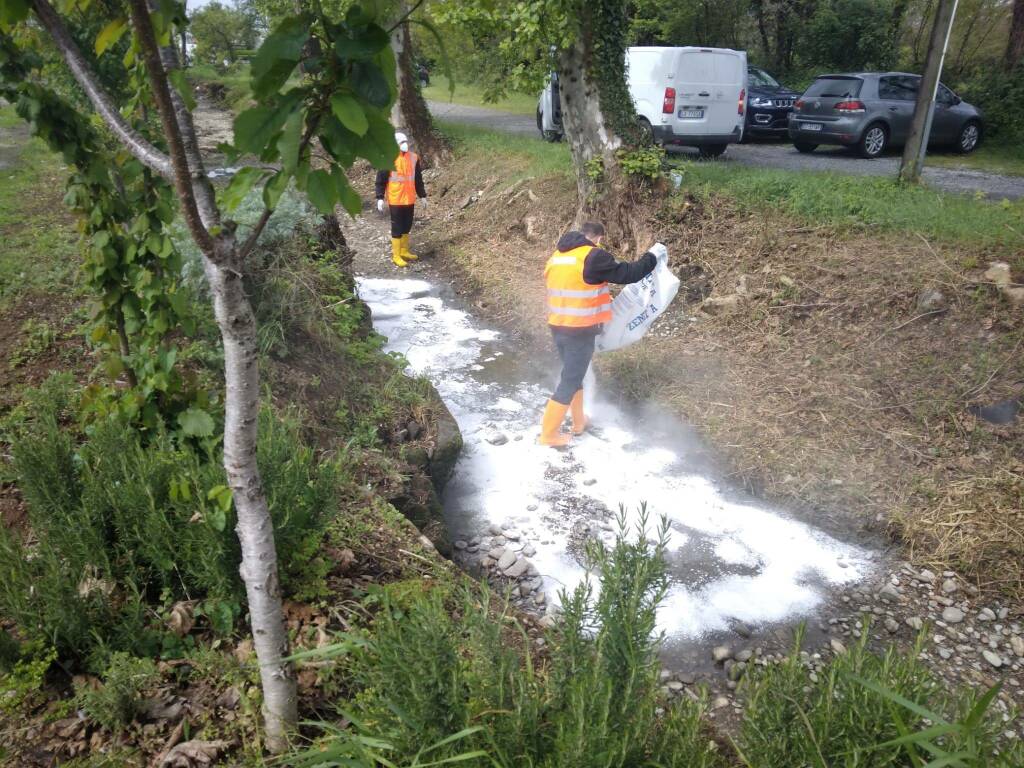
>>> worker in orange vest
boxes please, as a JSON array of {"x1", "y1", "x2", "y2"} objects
[
  {"x1": 540, "y1": 222, "x2": 661, "y2": 447},
  {"x1": 376, "y1": 131, "x2": 427, "y2": 267}
]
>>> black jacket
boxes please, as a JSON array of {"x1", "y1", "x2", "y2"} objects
[
  {"x1": 375, "y1": 154, "x2": 426, "y2": 202},
  {"x1": 553, "y1": 231, "x2": 657, "y2": 285},
  {"x1": 548, "y1": 232, "x2": 658, "y2": 336}
]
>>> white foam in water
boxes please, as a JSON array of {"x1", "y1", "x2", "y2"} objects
[{"x1": 358, "y1": 277, "x2": 873, "y2": 640}]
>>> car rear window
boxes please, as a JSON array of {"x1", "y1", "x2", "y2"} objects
[{"x1": 804, "y1": 77, "x2": 863, "y2": 98}]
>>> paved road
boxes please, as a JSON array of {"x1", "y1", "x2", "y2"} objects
[{"x1": 427, "y1": 99, "x2": 1024, "y2": 200}]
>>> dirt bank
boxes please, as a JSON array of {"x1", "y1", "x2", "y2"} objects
[{"x1": 350, "y1": 137, "x2": 1023, "y2": 603}]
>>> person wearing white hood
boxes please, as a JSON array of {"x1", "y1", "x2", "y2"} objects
[{"x1": 375, "y1": 131, "x2": 427, "y2": 267}]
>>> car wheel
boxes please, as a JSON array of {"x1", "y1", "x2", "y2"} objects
[
  {"x1": 637, "y1": 117, "x2": 656, "y2": 145},
  {"x1": 793, "y1": 141, "x2": 817, "y2": 153},
  {"x1": 955, "y1": 121, "x2": 981, "y2": 154},
  {"x1": 698, "y1": 144, "x2": 727, "y2": 159},
  {"x1": 537, "y1": 108, "x2": 561, "y2": 143},
  {"x1": 857, "y1": 123, "x2": 888, "y2": 158}
]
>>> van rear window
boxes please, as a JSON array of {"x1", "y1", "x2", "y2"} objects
[
  {"x1": 677, "y1": 51, "x2": 742, "y2": 84},
  {"x1": 804, "y1": 77, "x2": 863, "y2": 98}
]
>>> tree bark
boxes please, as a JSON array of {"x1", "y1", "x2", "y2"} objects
[
  {"x1": 389, "y1": 1, "x2": 449, "y2": 165},
  {"x1": 1007, "y1": 0, "x2": 1024, "y2": 70},
  {"x1": 124, "y1": 0, "x2": 298, "y2": 752},
  {"x1": 27, "y1": 0, "x2": 172, "y2": 178}
]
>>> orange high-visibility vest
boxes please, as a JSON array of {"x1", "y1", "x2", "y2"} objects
[
  {"x1": 386, "y1": 151, "x2": 419, "y2": 206},
  {"x1": 545, "y1": 245, "x2": 611, "y2": 328}
]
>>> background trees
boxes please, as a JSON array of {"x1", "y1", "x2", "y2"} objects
[{"x1": 189, "y1": 0, "x2": 260, "y2": 68}]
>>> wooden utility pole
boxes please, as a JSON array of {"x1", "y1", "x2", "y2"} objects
[{"x1": 899, "y1": 0, "x2": 959, "y2": 184}]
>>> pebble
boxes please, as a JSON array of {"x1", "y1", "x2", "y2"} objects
[
  {"x1": 906, "y1": 616, "x2": 924, "y2": 631},
  {"x1": 504, "y1": 531, "x2": 521, "y2": 542},
  {"x1": 505, "y1": 558, "x2": 531, "y2": 579},
  {"x1": 582, "y1": 478, "x2": 597, "y2": 486},
  {"x1": 712, "y1": 646, "x2": 732, "y2": 663},
  {"x1": 454, "y1": 540, "x2": 467, "y2": 550},
  {"x1": 878, "y1": 584, "x2": 901, "y2": 603},
  {"x1": 497, "y1": 550, "x2": 517, "y2": 570},
  {"x1": 526, "y1": 504, "x2": 538, "y2": 512},
  {"x1": 732, "y1": 622, "x2": 753, "y2": 638},
  {"x1": 538, "y1": 616, "x2": 555, "y2": 629},
  {"x1": 488, "y1": 547, "x2": 505, "y2": 559},
  {"x1": 735, "y1": 649, "x2": 753, "y2": 663},
  {"x1": 668, "y1": 681, "x2": 684, "y2": 692},
  {"x1": 918, "y1": 569, "x2": 936, "y2": 584},
  {"x1": 488, "y1": 523, "x2": 503, "y2": 536},
  {"x1": 982, "y1": 650, "x2": 1003, "y2": 668},
  {"x1": 533, "y1": 592, "x2": 546, "y2": 606},
  {"x1": 884, "y1": 618, "x2": 900, "y2": 633},
  {"x1": 1010, "y1": 636, "x2": 1024, "y2": 658},
  {"x1": 522, "y1": 544, "x2": 537, "y2": 557},
  {"x1": 942, "y1": 607, "x2": 965, "y2": 624},
  {"x1": 679, "y1": 672, "x2": 696, "y2": 685},
  {"x1": 979, "y1": 608, "x2": 996, "y2": 621},
  {"x1": 938, "y1": 648, "x2": 953, "y2": 660},
  {"x1": 712, "y1": 696, "x2": 729, "y2": 710},
  {"x1": 830, "y1": 638, "x2": 847, "y2": 655},
  {"x1": 941, "y1": 578, "x2": 958, "y2": 594},
  {"x1": 486, "y1": 432, "x2": 509, "y2": 446}
]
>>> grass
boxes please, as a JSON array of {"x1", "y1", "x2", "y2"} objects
[
  {"x1": 437, "y1": 120, "x2": 571, "y2": 181},
  {"x1": 186, "y1": 63, "x2": 254, "y2": 114},
  {"x1": 926, "y1": 143, "x2": 1024, "y2": 177},
  {"x1": 672, "y1": 159, "x2": 1024, "y2": 248},
  {"x1": 422, "y1": 76, "x2": 537, "y2": 116},
  {"x1": 0, "y1": 106, "x2": 77, "y2": 309}
]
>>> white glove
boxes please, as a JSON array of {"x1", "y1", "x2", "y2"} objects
[
  {"x1": 650, "y1": 242, "x2": 669, "y2": 267},
  {"x1": 419, "y1": 197, "x2": 428, "y2": 210},
  {"x1": 376, "y1": 199, "x2": 384, "y2": 213}
]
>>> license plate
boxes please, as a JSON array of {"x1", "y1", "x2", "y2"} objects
[
  {"x1": 678, "y1": 109, "x2": 704, "y2": 119},
  {"x1": 801, "y1": 122, "x2": 823, "y2": 131}
]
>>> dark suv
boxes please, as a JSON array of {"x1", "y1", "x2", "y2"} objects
[
  {"x1": 788, "y1": 72, "x2": 983, "y2": 158},
  {"x1": 745, "y1": 66, "x2": 800, "y2": 138}
]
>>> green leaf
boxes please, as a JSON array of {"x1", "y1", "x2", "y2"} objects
[
  {"x1": 262, "y1": 170, "x2": 290, "y2": 210},
  {"x1": 332, "y1": 24, "x2": 389, "y2": 60},
  {"x1": 277, "y1": 109, "x2": 303, "y2": 173},
  {"x1": 360, "y1": 110, "x2": 399, "y2": 169},
  {"x1": 167, "y1": 67, "x2": 196, "y2": 111},
  {"x1": 304, "y1": 169, "x2": 336, "y2": 215},
  {"x1": 207, "y1": 507, "x2": 227, "y2": 533},
  {"x1": 250, "y1": 13, "x2": 312, "y2": 99},
  {"x1": 329, "y1": 93, "x2": 368, "y2": 137},
  {"x1": 332, "y1": 168, "x2": 361, "y2": 216},
  {"x1": 178, "y1": 406, "x2": 215, "y2": 437},
  {"x1": 94, "y1": 17, "x2": 127, "y2": 55},
  {"x1": 221, "y1": 167, "x2": 266, "y2": 212},
  {"x1": 0, "y1": 0, "x2": 30, "y2": 26},
  {"x1": 233, "y1": 92, "x2": 301, "y2": 155},
  {"x1": 351, "y1": 61, "x2": 391, "y2": 108}
]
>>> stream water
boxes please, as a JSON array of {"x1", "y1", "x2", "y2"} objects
[{"x1": 358, "y1": 275, "x2": 882, "y2": 665}]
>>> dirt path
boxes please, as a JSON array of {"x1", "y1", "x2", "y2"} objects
[
  {"x1": 425, "y1": 99, "x2": 1024, "y2": 200},
  {"x1": 340, "y1": 194, "x2": 1024, "y2": 727}
]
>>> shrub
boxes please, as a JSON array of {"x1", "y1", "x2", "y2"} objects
[
  {"x1": 75, "y1": 652, "x2": 159, "y2": 732},
  {"x1": 293, "y1": 509, "x2": 728, "y2": 768},
  {"x1": 736, "y1": 625, "x2": 1022, "y2": 767},
  {"x1": 958, "y1": 62, "x2": 1024, "y2": 147},
  {"x1": 0, "y1": 377, "x2": 339, "y2": 664},
  {"x1": 0, "y1": 641, "x2": 56, "y2": 715}
]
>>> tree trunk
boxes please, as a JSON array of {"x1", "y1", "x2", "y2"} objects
[
  {"x1": 1007, "y1": 0, "x2": 1024, "y2": 70},
  {"x1": 126, "y1": 0, "x2": 298, "y2": 751},
  {"x1": 389, "y1": 1, "x2": 449, "y2": 165}
]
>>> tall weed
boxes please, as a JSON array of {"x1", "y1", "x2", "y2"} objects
[
  {"x1": 292, "y1": 510, "x2": 727, "y2": 768},
  {"x1": 736, "y1": 625, "x2": 1022, "y2": 767},
  {"x1": 0, "y1": 377, "x2": 339, "y2": 664}
]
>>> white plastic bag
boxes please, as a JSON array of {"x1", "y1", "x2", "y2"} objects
[{"x1": 595, "y1": 248, "x2": 679, "y2": 353}]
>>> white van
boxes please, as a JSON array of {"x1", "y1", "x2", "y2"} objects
[{"x1": 538, "y1": 46, "x2": 748, "y2": 157}]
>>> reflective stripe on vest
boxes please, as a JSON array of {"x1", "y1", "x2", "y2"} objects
[
  {"x1": 544, "y1": 244, "x2": 612, "y2": 328},
  {"x1": 387, "y1": 151, "x2": 419, "y2": 206}
]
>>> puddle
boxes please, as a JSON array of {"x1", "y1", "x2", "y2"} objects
[{"x1": 358, "y1": 276, "x2": 879, "y2": 663}]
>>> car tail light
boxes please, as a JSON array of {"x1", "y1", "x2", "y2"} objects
[
  {"x1": 835, "y1": 100, "x2": 866, "y2": 113},
  {"x1": 662, "y1": 87, "x2": 676, "y2": 114},
  {"x1": 737, "y1": 88, "x2": 745, "y2": 115},
  {"x1": 794, "y1": 98, "x2": 804, "y2": 110}
]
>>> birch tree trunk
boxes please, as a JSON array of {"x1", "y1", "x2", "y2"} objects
[
  {"x1": 30, "y1": 0, "x2": 298, "y2": 750},
  {"x1": 389, "y1": 1, "x2": 449, "y2": 164}
]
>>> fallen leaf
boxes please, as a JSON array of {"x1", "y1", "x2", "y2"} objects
[
  {"x1": 167, "y1": 601, "x2": 195, "y2": 637},
  {"x1": 161, "y1": 739, "x2": 231, "y2": 767}
]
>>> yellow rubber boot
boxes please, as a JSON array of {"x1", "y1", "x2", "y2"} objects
[
  {"x1": 570, "y1": 390, "x2": 589, "y2": 435},
  {"x1": 537, "y1": 399, "x2": 572, "y2": 448},
  {"x1": 391, "y1": 237, "x2": 408, "y2": 268},
  {"x1": 400, "y1": 234, "x2": 418, "y2": 261}
]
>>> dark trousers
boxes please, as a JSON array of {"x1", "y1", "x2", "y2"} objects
[
  {"x1": 390, "y1": 204, "x2": 415, "y2": 237},
  {"x1": 550, "y1": 326, "x2": 597, "y2": 405}
]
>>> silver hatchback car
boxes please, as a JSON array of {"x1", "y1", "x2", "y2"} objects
[{"x1": 788, "y1": 72, "x2": 984, "y2": 158}]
